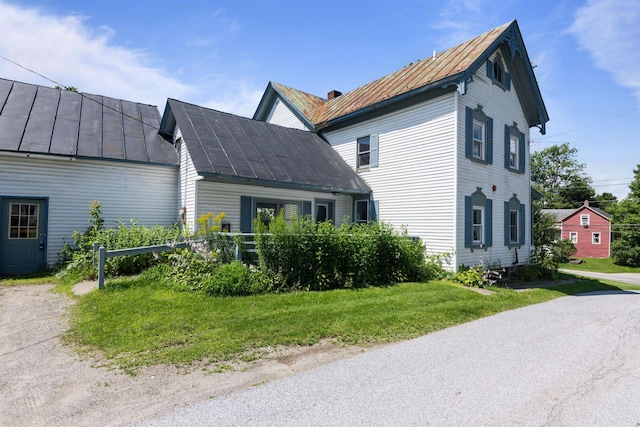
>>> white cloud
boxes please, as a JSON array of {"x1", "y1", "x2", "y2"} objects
[
  {"x1": 0, "y1": 2, "x2": 194, "y2": 108},
  {"x1": 570, "y1": 0, "x2": 640, "y2": 105},
  {"x1": 201, "y1": 81, "x2": 264, "y2": 119}
]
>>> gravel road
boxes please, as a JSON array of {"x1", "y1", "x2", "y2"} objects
[{"x1": 139, "y1": 290, "x2": 640, "y2": 426}]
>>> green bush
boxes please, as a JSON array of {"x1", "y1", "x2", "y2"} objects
[
  {"x1": 453, "y1": 262, "x2": 505, "y2": 288},
  {"x1": 60, "y1": 201, "x2": 182, "y2": 279},
  {"x1": 552, "y1": 238, "x2": 577, "y2": 263},
  {"x1": 611, "y1": 229, "x2": 640, "y2": 267},
  {"x1": 201, "y1": 261, "x2": 263, "y2": 296},
  {"x1": 255, "y1": 214, "x2": 434, "y2": 291}
]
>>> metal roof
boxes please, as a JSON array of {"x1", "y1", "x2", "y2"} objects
[
  {"x1": 0, "y1": 78, "x2": 178, "y2": 165},
  {"x1": 542, "y1": 206, "x2": 612, "y2": 223},
  {"x1": 163, "y1": 99, "x2": 371, "y2": 194},
  {"x1": 256, "y1": 20, "x2": 548, "y2": 133}
]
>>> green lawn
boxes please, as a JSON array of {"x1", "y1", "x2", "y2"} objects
[
  {"x1": 559, "y1": 258, "x2": 640, "y2": 273},
  {"x1": 63, "y1": 267, "x2": 636, "y2": 374}
]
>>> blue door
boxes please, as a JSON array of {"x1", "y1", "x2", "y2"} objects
[{"x1": 0, "y1": 198, "x2": 47, "y2": 275}]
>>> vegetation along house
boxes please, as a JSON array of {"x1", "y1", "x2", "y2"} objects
[
  {"x1": 254, "y1": 20, "x2": 548, "y2": 269},
  {"x1": 0, "y1": 19, "x2": 548, "y2": 274},
  {"x1": 543, "y1": 201, "x2": 612, "y2": 259}
]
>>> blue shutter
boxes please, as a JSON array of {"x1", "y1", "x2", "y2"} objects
[
  {"x1": 504, "y1": 201, "x2": 510, "y2": 246},
  {"x1": 518, "y1": 132, "x2": 526, "y2": 173},
  {"x1": 504, "y1": 124, "x2": 511, "y2": 169},
  {"x1": 302, "y1": 201, "x2": 312, "y2": 218},
  {"x1": 505, "y1": 72, "x2": 511, "y2": 90},
  {"x1": 370, "y1": 199, "x2": 379, "y2": 222},
  {"x1": 485, "y1": 199, "x2": 493, "y2": 247},
  {"x1": 486, "y1": 59, "x2": 494, "y2": 79},
  {"x1": 486, "y1": 117, "x2": 493, "y2": 164},
  {"x1": 240, "y1": 196, "x2": 253, "y2": 232},
  {"x1": 465, "y1": 107, "x2": 473, "y2": 159},
  {"x1": 519, "y1": 204, "x2": 526, "y2": 245},
  {"x1": 370, "y1": 134, "x2": 379, "y2": 168},
  {"x1": 464, "y1": 196, "x2": 472, "y2": 248}
]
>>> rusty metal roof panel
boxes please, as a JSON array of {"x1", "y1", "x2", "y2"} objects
[
  {"x1": 272, "y1": 83, "x2": 326, "y2": 123},
  {"x1": 315, "y1": 22, "x2": 511, "y2": 124}
]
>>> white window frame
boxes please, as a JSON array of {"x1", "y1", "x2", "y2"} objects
[
  {"x1": 355, "y1": 200, "x2": 369, "y2": 224},
  {"x1": 509, "y1": 135, "x2": 518, "y2": 169},
  {"x1": 472, "y1": 120, "x2": 485, "y2": 160},
  {"x1": 357, "y1": 136, "x2": 371, "y2": 169},
  {"x1": 509, "y1": 210, "x2": 519, "y2": 244},
  {"x1": 580, "y1": 214, "x2": 590, "y2": 226},
  {"x1": 569, "y1": 232, "x2": 578, "y2": 243},
  {"x1": 592, "y1": 232, "x2": 601, "y2": 245},
  {"x1": 473, "y1": 207, "x2": 484, "y2": 244}
]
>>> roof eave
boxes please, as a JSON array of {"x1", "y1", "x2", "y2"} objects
[{"x1": 253, "y1": 82, "x2": 318, "y2": 132}]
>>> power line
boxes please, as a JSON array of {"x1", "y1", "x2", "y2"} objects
[
  {"x1": 0, "y1": 55, "x2": 162, "y2": 132},
  {"x1": 533, "y1": 107, "x2": 640, "y2": 142}
]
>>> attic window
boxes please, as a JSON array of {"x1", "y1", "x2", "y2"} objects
[{"x1": 486, "y1": 55, "x2": 511, "y2": 91}]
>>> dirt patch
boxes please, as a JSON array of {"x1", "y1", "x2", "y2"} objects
[{"x1": 0, "y1": 284, "x2": 369, "y2": 426}]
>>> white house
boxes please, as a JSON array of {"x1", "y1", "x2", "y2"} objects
[
  {"x1": 158, "y1": 98, "x2": 370, "y2": 233},
  {"x1": 0, "y1": 78, "x2": 179, "y2": 274},
  {"x1": 0, "y1": 20, "x2": 548, "y2": 274},
  {"x1": 254, "y1": 20, "x2": 549, "y2": 270}
]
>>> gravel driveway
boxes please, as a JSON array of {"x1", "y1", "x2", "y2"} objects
[
  {"x1": 140, "y1": 289, "x2": 640, "y2": 426},
  {"x1": 0, "y1": 284, "x2": 365, "y2": 426}
]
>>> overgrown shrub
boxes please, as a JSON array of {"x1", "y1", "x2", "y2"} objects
[
  {"x1": 201, "y1": 261, "x2": 264, "y2": 296},
  {"x1": 551, "y1": 238, "x2": 577, "y2": 263},
  {"x1": 60, "y1": 201, "x2": 183, "y2": 278},
  {"x1": 611, "y1": 229, "x2": 640, "y2": 267},
  {"x1": 453, "y1": 261, "x2": 505, "y2": 288},
  {"x1": 255, "y1": 214, "x2": 434, "y2": 291}
]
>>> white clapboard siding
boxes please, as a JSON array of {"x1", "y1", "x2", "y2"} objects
[
  {"x1": 177, "y1": 128, "x2": 200, "y2": 229},
  {"x1": 0, "y1": 154, "x2": 178, "y2": 267},
  {"x1": 455, "y1": 53, "x2": 533, "y2": 268},
  {"x1": 195, "y1": 181, "x2": 353, "y2": 231},
  {"x1": 265, "y1": 98, "x2": 310, "y2": 131},
  {"x1": 324, "y1": 94, "x2": 458, "y2": 265}
]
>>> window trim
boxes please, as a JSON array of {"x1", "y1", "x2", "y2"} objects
[
  {"x1": 465, "y1": 106, "x2": 493, "y2": 164},
  {"x1": 354, "y1": 199, "x2": 369, "y2": 224},
  {"x1": 592, "y1": 232, "x2": 601, "y2": 245},
  {"x1": 504, "y1": 122, "x2": 525, "y2": 174},
  {"x1": 473, "y1": 207, "x2": 484, "y2": 245},
  {"x1": 473, "y1": 120, "x2": 485, "y2": 161},
  {"x1": 465, "y1": 188, "x2": 492, "y2": 250},
  {"x1": 569, "y1": 232, "x2": 578, "y2": 243},
  {"x1": 509, "y1": 135, "x2": 518, "y2": 169},
  {"x1": 580, "y1": 214, "x2": 590, "y2": 226},
  {"x1": 509, "y1": 210, "x2": 519, "y2": 244},
  {"x1": 357, "y1": 136, "x2": 370, "y2": 169}
]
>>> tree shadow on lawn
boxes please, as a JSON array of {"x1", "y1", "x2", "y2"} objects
[{"x1": 507, "y1": 273, "x2": 634, "y2": 297}]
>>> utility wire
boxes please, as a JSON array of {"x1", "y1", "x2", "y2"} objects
[{"x1": 0, "y1": 55, "x2": 162, "y2": 132}]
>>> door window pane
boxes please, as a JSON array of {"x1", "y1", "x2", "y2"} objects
[{"x1": 8, "y1": 203, "x2": 40, "y2": 240}]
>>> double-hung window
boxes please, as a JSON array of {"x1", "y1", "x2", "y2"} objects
[
  {"x1": 504, "y1": 123, "x2": 525, "y2": 173},
  {"x1": 357, "y1": 136, "x2": 370, "y2": 168},
  {"x1": 355, "y1": 200, "x2": 369, "y2": 224},
  {"x1": 580, "y1": 214, "x2": 590, "y2": 226},
  {"x1": 504, "y1": 195, "x2": 525, "y2": 248},
  {"x1": 473, "y1": 207, "x2": 484, "y2": 244},
  {"x1": 592, "y1": 232, "x2": 601, "y2": 244},
  {"x1": 465, "y1": 188, "x2": 492, "y2": 250},
  {"x1": 569, "y1": 232, "x2": 578, "y2": 243},
  {"x1": 465, "y1": 106, "x2": 493, "y2": 164},
  {"x1": 473, "y1": 121, "x2": 485, "y2": 160}
]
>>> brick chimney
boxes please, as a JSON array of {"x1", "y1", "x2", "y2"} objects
[
  {"x1": 327, "y1": 90, "x2": 342, "y2": 100},
  {"x1": 584, "y1": 200, "x2": 589, "y2": 207}
]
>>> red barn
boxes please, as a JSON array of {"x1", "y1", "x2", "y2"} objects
[{"x1": 543, "y1": 201, "x2": 612, "y2": 258}]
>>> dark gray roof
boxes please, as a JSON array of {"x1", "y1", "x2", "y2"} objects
[
  {"x1": 0, "y1": 78, "x2": 178, "y2": 165},
  {"x1": 162, "y1": 99, "x2": 370, "y2": 194},
  {"x1": 542, "y1": 205, "x2": 611, "y2": 222}
]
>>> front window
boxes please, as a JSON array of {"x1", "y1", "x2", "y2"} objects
[
  {"x1": 509, "y1": 136, "x2": 518, "y2": 169},
  {"x1": 316, "y1": 203, "x2": 328, "y2": 222},
  {"x1": 570, "y1": 232, "x2": 578, "y2": 243},
  {"x1": 355, "y1": 200, "x2": 369, "y2": 223},
  {"x1": 473, "y1": 121, "x2": 485, "y2": 160},
  {"x1": 592, "y1": 232, "x2": 601, "y2": 244},
  {"x1": 580, "y1": 214, "x2": 590, "y2": 226},
  {"x1": 473, "y1": 207, "x2": 483, "y2": 244},
  {"x1": 8, "y1": 203, "x2": 39, "y2": 239},
  {"x1": 255, "y1": 200, "x2": 301, "y2": 227},
  {"x1": 357, "y1": 136, "x2": 370, "y2": 168},
  {"x1": 510, "y1": 210, "x2": 519, "y2": 243}
]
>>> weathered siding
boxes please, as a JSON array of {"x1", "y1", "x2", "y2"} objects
[
  {"x1": 455, "y1": 53, "x2": 534, "y2": 268},
  {"x1": 0, "y1": 154, "x2": 178, "y2": 267},
  {"x1": 265, "y1": 98, "x2": 310, "y2": 131},
  {"x1": 323, "y1": 94, "x2": 458, "y2": 268},
  {"x1": 195, "y1": 181, "x2": 352, "y2": 231}
]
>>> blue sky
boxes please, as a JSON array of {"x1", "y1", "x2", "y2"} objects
[{"x1": 1, "y1": 0, "x2": 638, "y2": 200}]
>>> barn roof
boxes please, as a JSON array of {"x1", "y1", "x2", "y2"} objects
[
  {"x1": 0, "y1": 78, "x2": 178, "y2": 166},
  {"x1": 255, "y1": 20, "x2": 548, "y2": 133},
  {"x1": 160, "y1": 98, "x2": 371, "y2": 194}
]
